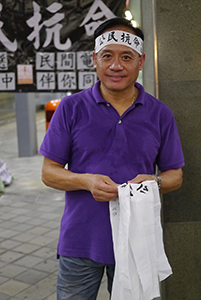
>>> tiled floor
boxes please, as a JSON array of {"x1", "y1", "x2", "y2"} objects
[{"x1": 0, "y1": 110, "x2": 109, "y2": 300}]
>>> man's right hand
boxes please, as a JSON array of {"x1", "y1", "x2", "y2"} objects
[
  {"x1": 41, "y1": 157, "x2": 118, "y2": 202},
  {"x1": 85, "y1": 174, "x2": 118, "y2": 202}
]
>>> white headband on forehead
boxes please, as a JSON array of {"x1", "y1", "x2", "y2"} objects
[{"x1": 95, "y1": 30, "x2": 143, "y2": 55}]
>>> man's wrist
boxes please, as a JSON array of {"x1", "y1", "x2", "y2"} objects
[{"x1": 153, "y1": 174, "x2": 161, "y2": 190}]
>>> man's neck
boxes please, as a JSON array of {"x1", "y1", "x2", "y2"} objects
[{"x1": 99, "y1": 84, "x2": 138, "y2": 116}]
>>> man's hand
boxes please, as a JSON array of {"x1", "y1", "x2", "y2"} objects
[
  {"x1": 128, "y1": 174, "x2": 156, "y2": 184},
  {"x1": 86, "y1": 174, "x2": 118, "y2": 202},
  {"x1": 128, "y1": 168, "x2": 183, "y2": 194},
  {"x1": 41, "y1": 157, "x2": 118, "y2": 202}
]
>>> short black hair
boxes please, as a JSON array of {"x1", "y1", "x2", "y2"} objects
[{"x1": 94, "y1": 17, "x2": 144, "y2": 42}]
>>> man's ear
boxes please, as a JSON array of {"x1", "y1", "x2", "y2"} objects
[
  {"x1": 139, "y1": 53, "x2": 145, "y2": 70},
  {"x1": 92, "y1": 51, "x2": 97, "y2": 68}
]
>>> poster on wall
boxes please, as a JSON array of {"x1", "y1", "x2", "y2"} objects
[{"x1": 0, "y1": 0, "x2": 127, "y2": 92}]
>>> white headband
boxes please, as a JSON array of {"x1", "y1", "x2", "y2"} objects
[{"x1": 95, "y1": 30, "x2": 143, "y2": 55}]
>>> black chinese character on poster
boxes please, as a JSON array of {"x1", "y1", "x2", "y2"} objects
[
  {"x1": 0, "y1": 4, "x2": 17, "y2": 52},
  {"x1": 0, "y1": 52, "x2": 7, "y2": 70},
  {"x1": 0, "y1": 73, "x2": 15, "y2": 90},
  {"x1": 2, "y1": 73, "x2": 12, "y2": 88},
  {"x1": 57, "y1": 53, "x2": 75, "y2": 70},
  {"x1": 79, "y1": 0, "x2": 115, "y2": 36},
  {"x1": 58, "y1": 72, "x2": 76, "y2": 90},
  {"x1": 26, "y1": 1, "x2": 71, "y2": 50},
  {"x1": 36, "y1": 53, "x2": 55, "y2": 70},
  {"x1": 37, "y1": 72, "x2": 55, "y2": 90},
  {"x1": 78, "y1": 72, "x2": 97, "y2": 90},
  {"x1": 77, "y1": 52, "x2": 94, "y2": 70}
]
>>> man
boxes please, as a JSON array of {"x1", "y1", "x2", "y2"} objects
[{"x1": 39, "y1": 17, "x2": 184, "y2": 299}]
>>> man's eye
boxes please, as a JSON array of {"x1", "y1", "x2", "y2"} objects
[
  {"x1": 123, "y1": 55, "x2": 131, "y2": 60},
  {"x1": 103, "y1": 54, "x2": 111, "y2": 58}
]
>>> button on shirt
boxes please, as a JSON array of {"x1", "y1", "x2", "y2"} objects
[{"x1": 39, "y1": 80, "x2": 184, "y2": 265}]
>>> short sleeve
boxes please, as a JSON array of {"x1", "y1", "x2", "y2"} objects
[
  {"x1": 39, "y1": 99, "x2": 72, "y2": 165},
  {"x1": 156, "y1": 111, "x2": 184, "y2": 171}
]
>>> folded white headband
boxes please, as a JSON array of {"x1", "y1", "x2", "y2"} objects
[{"x1": 95, "y1": 30, "x2": 143, "y2": 55}]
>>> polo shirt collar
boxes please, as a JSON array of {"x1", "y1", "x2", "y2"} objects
[{"x1": 92, "y1": 80, "x2": 145, "y2": 106}]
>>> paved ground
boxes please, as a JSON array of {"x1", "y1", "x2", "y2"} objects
[{"x1": 0, "y1": 110, "x2": 108, "y2": 300}]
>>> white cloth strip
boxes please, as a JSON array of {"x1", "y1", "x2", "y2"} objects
[
  {"x1": 95, "y1": 30, "x2": 143, "y2": 55},
  {"x1": 109, "y1": 181, "x2": 172, "y2": 300}
]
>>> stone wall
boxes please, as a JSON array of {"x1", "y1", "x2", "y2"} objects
[{"x1": 156, "y1": 1, "x2": 201, "y2": 299}]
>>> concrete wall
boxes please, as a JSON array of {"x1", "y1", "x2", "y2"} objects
[{"x1": 156, "y1": 1, "x2": 201, "y2": 299}]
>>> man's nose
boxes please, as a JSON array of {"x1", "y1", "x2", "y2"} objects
[{"x1": 109, "y1": 59, "x2": 123, "y2": 70}]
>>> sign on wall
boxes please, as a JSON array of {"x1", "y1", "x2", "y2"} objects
[{"x1": 0, "y1": 0, "x2": 126, "y2": 92}]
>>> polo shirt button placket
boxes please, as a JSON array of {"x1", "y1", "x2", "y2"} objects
[{"x1": 118, "y1": 120, "x2": 122, "y2": 124}]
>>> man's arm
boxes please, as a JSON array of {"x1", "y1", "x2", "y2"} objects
[
  {"x1": 41, "y1": 157, "x2": 118, "y2": 202},
  {"x1": 128, "y1": 168, "x2": 183, "y2": 194}
]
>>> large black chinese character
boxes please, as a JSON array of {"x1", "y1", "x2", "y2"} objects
[
  {"x1": 121, "y1": 33, "x2": 131, "y2": 45},
  {"x1": 0, "y1": 4, "x2": 17, "y2": 52},
  {"x1": 107, "y1": 31, "x2": 118, "y2": 43},
  {"x1": 136, "y1": 183, "x2": 149, "y2": 194},
  {"x1": 26, "y1": 1, "x2": 71, "y2": 50},
  {"x1": 133, "y1": 37, "x2": 140, "y2": 47}
]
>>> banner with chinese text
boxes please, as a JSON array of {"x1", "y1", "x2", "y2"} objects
[{"x1": 0, "y1": 0, "x2": 126, "y2": 92}]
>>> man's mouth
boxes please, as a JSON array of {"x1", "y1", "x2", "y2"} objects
[{"x1": 108, "y1": 75, "x2": 125, "y2": 81}]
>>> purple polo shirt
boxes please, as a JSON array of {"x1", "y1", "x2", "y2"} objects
[{"x1": 39, "y1": 81, "x2": 184, "y2": 265}]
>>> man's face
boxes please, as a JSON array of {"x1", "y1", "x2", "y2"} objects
[{"x1": 93, "y1": 26, "x2": 145, "y2": 94}]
